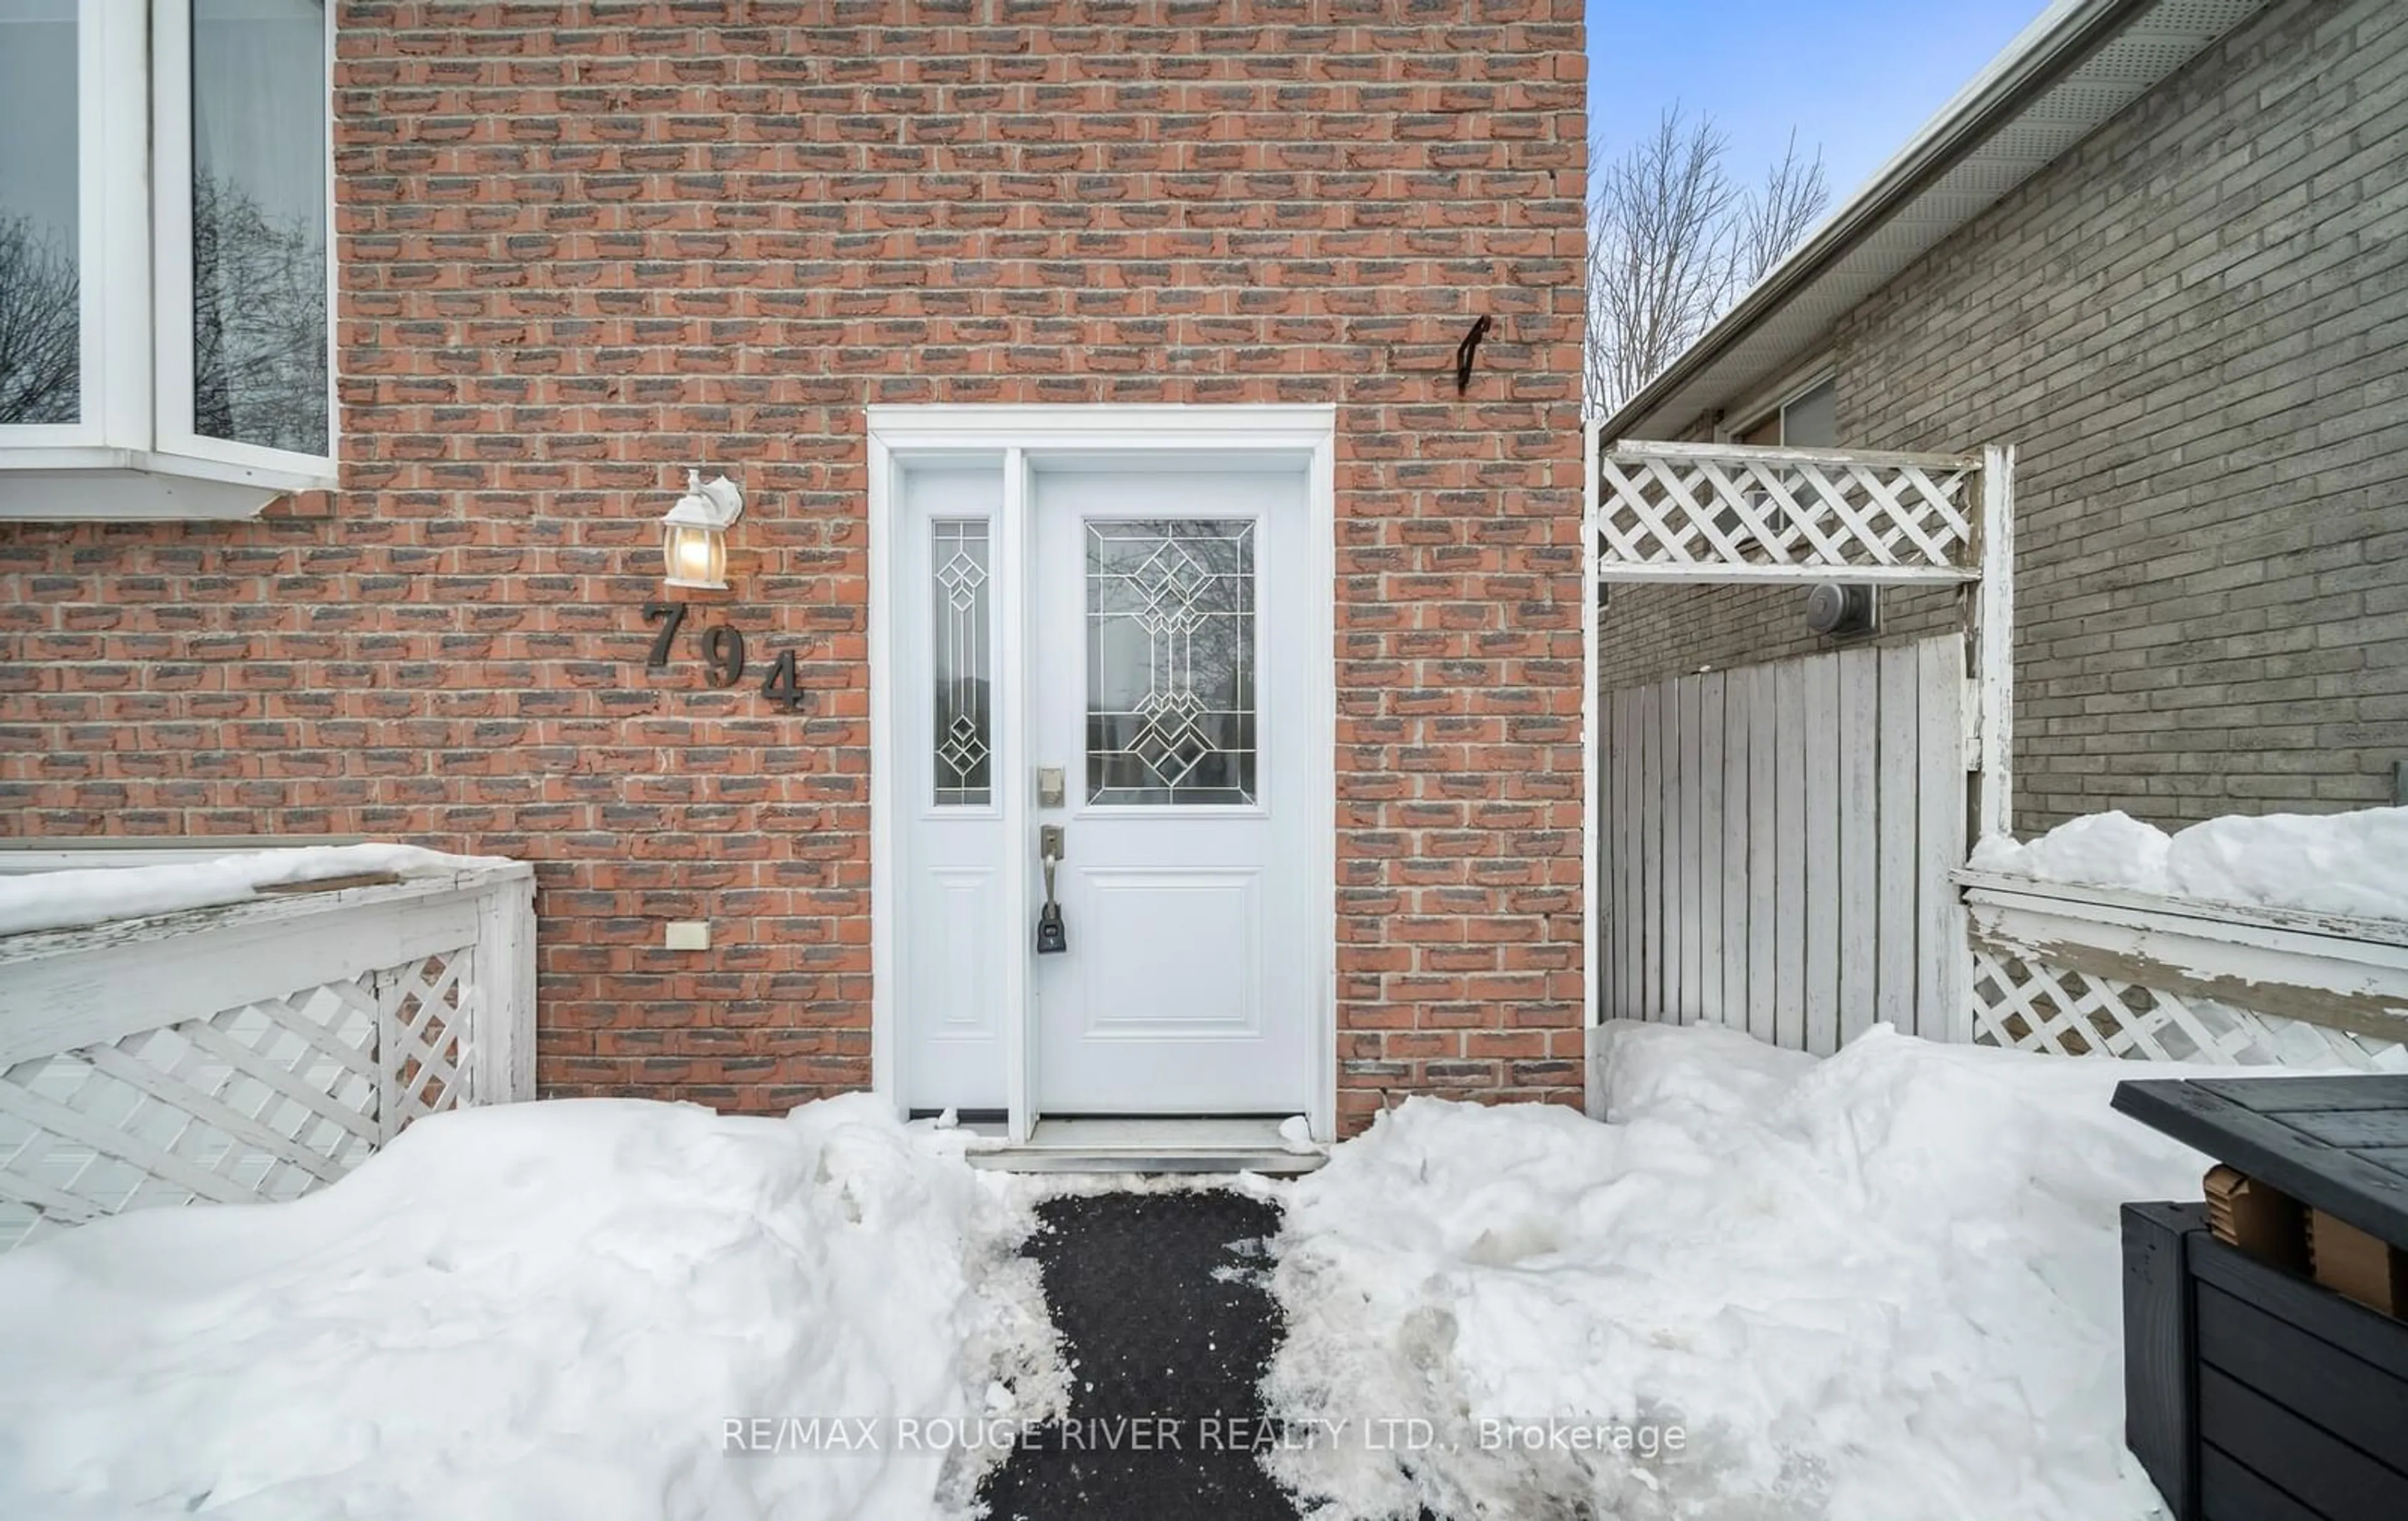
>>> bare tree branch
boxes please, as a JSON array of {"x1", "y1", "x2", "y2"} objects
[
  {"x1": 0, "y1": 217, "x2": 80, "y2": 426},
  {"x1": 1584, "y1": 109, "x2": 1832, "y2": 419},
  {"x1": 193, "y1": 173, "x2": 329, "y2": 455},
  {"x1": 1731, "y1": 129, "x2": 1830, "y2": 291},
  {"x1": 0, "y1": 178, "x2": 329, "y2": 445}
]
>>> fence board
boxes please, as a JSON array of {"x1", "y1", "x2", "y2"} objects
[
  {"x1": 1668, "y1": 682, "x2": 1685, "y2": 1020},
  {"x1": 1838, "y1": 647, "x2": 1879, "y2": 1046},
  {"x1": 1803, "y1": 654, "x2": 1840, "y2": 1055},
  {"x1": 1677, "y1": 675, "x2": 1702, "y2": 1021},
  {"x1": 1599, "y1": 636, "x2": 1965, "y2": 1053},
  {"x1": 1598, "y1": 691, "x2": 1615, "y2": 1018},
  {"x1": 1774, "y1": 661, "x2": 1808, "y2": 1052},
  {"x1": 1746, "y1": 663, "x2": 1778, "y2": 1046},
  {"x1": 1699, "y1": 671, "x2": 1727, "y2": 1028},
  {"x1": 1629, "y1": 686, "x2": 1646, "y2": 1019},
  {"x1": 1877, "y1": 648, "x2": 1920, "y2": 1035},
  {"x1": 1722, "y1": 673, "x2": 1751, "y2": 1026},
  {"x1": 1640, "y1": 683, "x2": 1663, "y2": 1018},
  {"x1": 1918, "y1": 636, "x2": 1968, "y2": 1041},
  {"x1": 1613, "y1": 688, "x2": 1637, "y2": 1020}
]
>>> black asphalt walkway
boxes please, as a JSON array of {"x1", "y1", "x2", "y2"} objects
[{"x1": 978, "y1": 1189, "x2": 1307, "y2": 1521}]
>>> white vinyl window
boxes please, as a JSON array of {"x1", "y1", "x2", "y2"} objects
[
  {"x1": 0, "y1": 0, "x2": 333, "y2": 519},
  {"x1": 1716, "y1": 370, "x2": 1839, "y2": 559},
  {"x1": 1734, "y1": 372, "x2": 1837, "y2": 448}
]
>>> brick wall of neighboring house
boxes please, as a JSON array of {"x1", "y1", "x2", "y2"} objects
[
  {"x1": 1597, "y1": 0, "x2": 2408, "y2": 833},
  {"x1": 0, "y1": 4, "x2": 1589, "y2": 1131}
]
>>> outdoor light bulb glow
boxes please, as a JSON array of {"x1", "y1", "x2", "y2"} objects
[
  {"x1": 658, "y1": 471, "x2": 742, "y2": 591},
  {"x1": 663, "y1": 524, "x2": 725, "y2": 589}
]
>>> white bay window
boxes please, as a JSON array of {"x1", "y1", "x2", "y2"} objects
[{"x1": 0, "y1": 0, "x2": 332, "y2": 519}]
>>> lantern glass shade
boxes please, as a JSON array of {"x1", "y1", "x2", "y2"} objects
[{"x1": 663, "y1": 522, "x2": 726, "y2": 589}]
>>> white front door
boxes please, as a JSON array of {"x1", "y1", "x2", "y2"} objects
[
  {"x1": 879, "y1": 411, "x2": 1334, "y2": 1131},
  {"x1": 1026, "y1": 463, "x2": 1317, "y2": 1113}
]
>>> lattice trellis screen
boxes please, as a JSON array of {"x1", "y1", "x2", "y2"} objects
[
  {"x1": 1595, "y1": 441, "x2": 1983, "y2": 580},
  {"x1": 1968, "y1": 949, "x2": 2408, "y2": 1070},
  {"x1": 1958, "y1": 874, "x2": 2408, "y2": 1076},
  {"x1": 0, "y1": 866, "x2": 533, "y2": 1253},
  {"x1": 0, "y1": 950, "x2": 475, "y2": 1251}
]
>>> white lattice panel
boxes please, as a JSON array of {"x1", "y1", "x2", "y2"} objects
[
  {"x1": 381, "y1": 951, "x2": 472, "y2": 1134},
  {"x1": 1968, "y1": 949, "x2": 2408, "y2": 1071},
  {"x1": 0, "y1": 949, "x2": 473, "y2": 1252},
  {"x1": 1597, "y1": 442, "x2": 1980, "y2": 579}
]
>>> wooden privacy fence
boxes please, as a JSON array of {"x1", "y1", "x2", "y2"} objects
[
  {"x1": 0, "y1": 863, "x2": 536, "y2": 1251},
  {"x1": 1600, "y1": 635, "x2": 1968, "y2": 1048},
  {"x1": 1962, "y1": 871, "x2": 2408, "y2": 1070},
  {"x1": 1580, "y1": 434, "x2": 2013, "y2": 1043}
]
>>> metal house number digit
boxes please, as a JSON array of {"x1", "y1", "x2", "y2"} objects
[
  {"x1": 633, "y1": 598, "x2": 805, "y2": 713},
  {"x1": 701, "y1": 624, "x2": 746, "y2": 688}
]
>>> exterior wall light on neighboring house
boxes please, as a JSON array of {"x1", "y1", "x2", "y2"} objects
[
  {"x1": 1804, "y1": 581, "x2": 1877, "y2": 638},
  {"x1": 662, "y1": 470, "x2": 744, "y2": 590}
]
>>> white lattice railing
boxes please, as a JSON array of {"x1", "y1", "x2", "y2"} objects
[
  {"x1": 1595, "y1": 439, "x2": 1993, "y2": 584},
  {"x1": 1960, "y1": 871, "x2": 2408, "y2": 1071},
  {"x1": 0, "y1": 863, "x2": 535, "y2": 1251}
]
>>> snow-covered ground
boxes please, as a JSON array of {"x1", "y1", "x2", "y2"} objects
[
  {"x1": 1971, "y1": 804, "x2": 2408, "y2": 919},
  {"x1": 0, "y1": 1021, "x2": 2272, "y2": 1521},
  {"x1": 0, "y1": 1097, "x2": 1065, "y2": 1521},
  {"x1": 1254, "y1": 1023, "x2": 2214, "y2": 1521}
]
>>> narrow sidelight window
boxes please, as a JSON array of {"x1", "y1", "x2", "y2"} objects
[
  {"x1": 932, "y1": 518, "x2": 994, "y2": 806},
  {"x1": 0, "y1": 0, "x2": 80, "y2": 426},
  {"x1": 189, "y1": 0, "x2": 327, "y2": 455}
]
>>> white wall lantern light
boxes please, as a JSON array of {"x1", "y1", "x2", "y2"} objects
[{"x1": 662, "y1": 470, "x2": 743, "y2": 590}]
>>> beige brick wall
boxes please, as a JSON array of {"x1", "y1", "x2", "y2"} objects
[{"x1": 1599, "y1": 0, "x2": 2408, "y2": 833}]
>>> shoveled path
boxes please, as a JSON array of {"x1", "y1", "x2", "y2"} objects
[{"x1": 978, "y1": 1190, "x2": 1306, "y2": 1521}]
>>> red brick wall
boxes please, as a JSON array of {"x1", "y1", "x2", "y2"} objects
[{"x1": 0, "y1": 3, "x2": 1588, "y2": 1132}]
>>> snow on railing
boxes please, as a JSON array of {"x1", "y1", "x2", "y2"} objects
[
  {"x1": 0, "y1": 860, "x2": 536, "y2": 1251},
  {"x1": 1958, "y1": 870, "x2": 2408, "y2": 1071}
]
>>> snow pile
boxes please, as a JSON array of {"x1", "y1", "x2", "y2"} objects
[
  {"x1": 2161, "y1": 808, "x2": 2408, "y2": 917},
  {"x1": 0, "y1": 1096, "x2": 1063, "y2": 1521},
  {"x1": 0, "y1": 843, "x2": 521, "y2": 938},
  {"x1": 1970, "y1": 806, "x2": 2408, "y2": 919},
  {"x1": 1257, "y1": 1023, "x2": 2212, "y2": 1521},
  {"x1": 1968, "y1": 809, "x2": 2170, "y2": 892}
]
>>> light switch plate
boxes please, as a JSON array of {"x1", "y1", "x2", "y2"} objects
[{"x1": 665, "y1": 920, "x2": 710, "y2": 952}]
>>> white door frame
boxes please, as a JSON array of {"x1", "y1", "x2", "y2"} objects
[{"x1": 865, "y1": 404, "x2": 1339, "y2": 1143}]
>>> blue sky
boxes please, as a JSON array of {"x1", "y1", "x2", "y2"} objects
[{"x1": 1585, "y1": 0, "x2": 2049, "y2": 209}]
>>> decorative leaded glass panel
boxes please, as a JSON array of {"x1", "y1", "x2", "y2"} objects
[
  {"x1": 932, "y1": 519, "x2": 991, "y2": 806},
  {"x1": 1086, "y1": 518, "x2": 1257, "y2": 806}
]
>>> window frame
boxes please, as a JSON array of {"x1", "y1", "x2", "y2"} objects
[
  {"x1": 0, "y1": 2, "x2": 135, "y2": 451},
  {"x1": 1723, "y1": 361, "x2": 1837, "y2": 448},
  {"x1": 928, "y1": 512, "x2": 999, "y2": 810},
  {"x1": 0, "y1": 0, "x2": 336, "y2": 517},
  {"x1": 151, "y1": 0, "x2": 338, "y2": 479},
  {"x1": 1711, "y1": 362, "x2": 1839, "y2": 562}
]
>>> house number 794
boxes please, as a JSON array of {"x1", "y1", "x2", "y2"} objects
[{"x1": 642, "y1": 601, "x2": 806, "y2": 712}]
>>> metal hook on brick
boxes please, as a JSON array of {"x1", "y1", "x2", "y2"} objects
[{"x1": 1454, "y1": 314, "x2": 1492, "y2": 396}]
